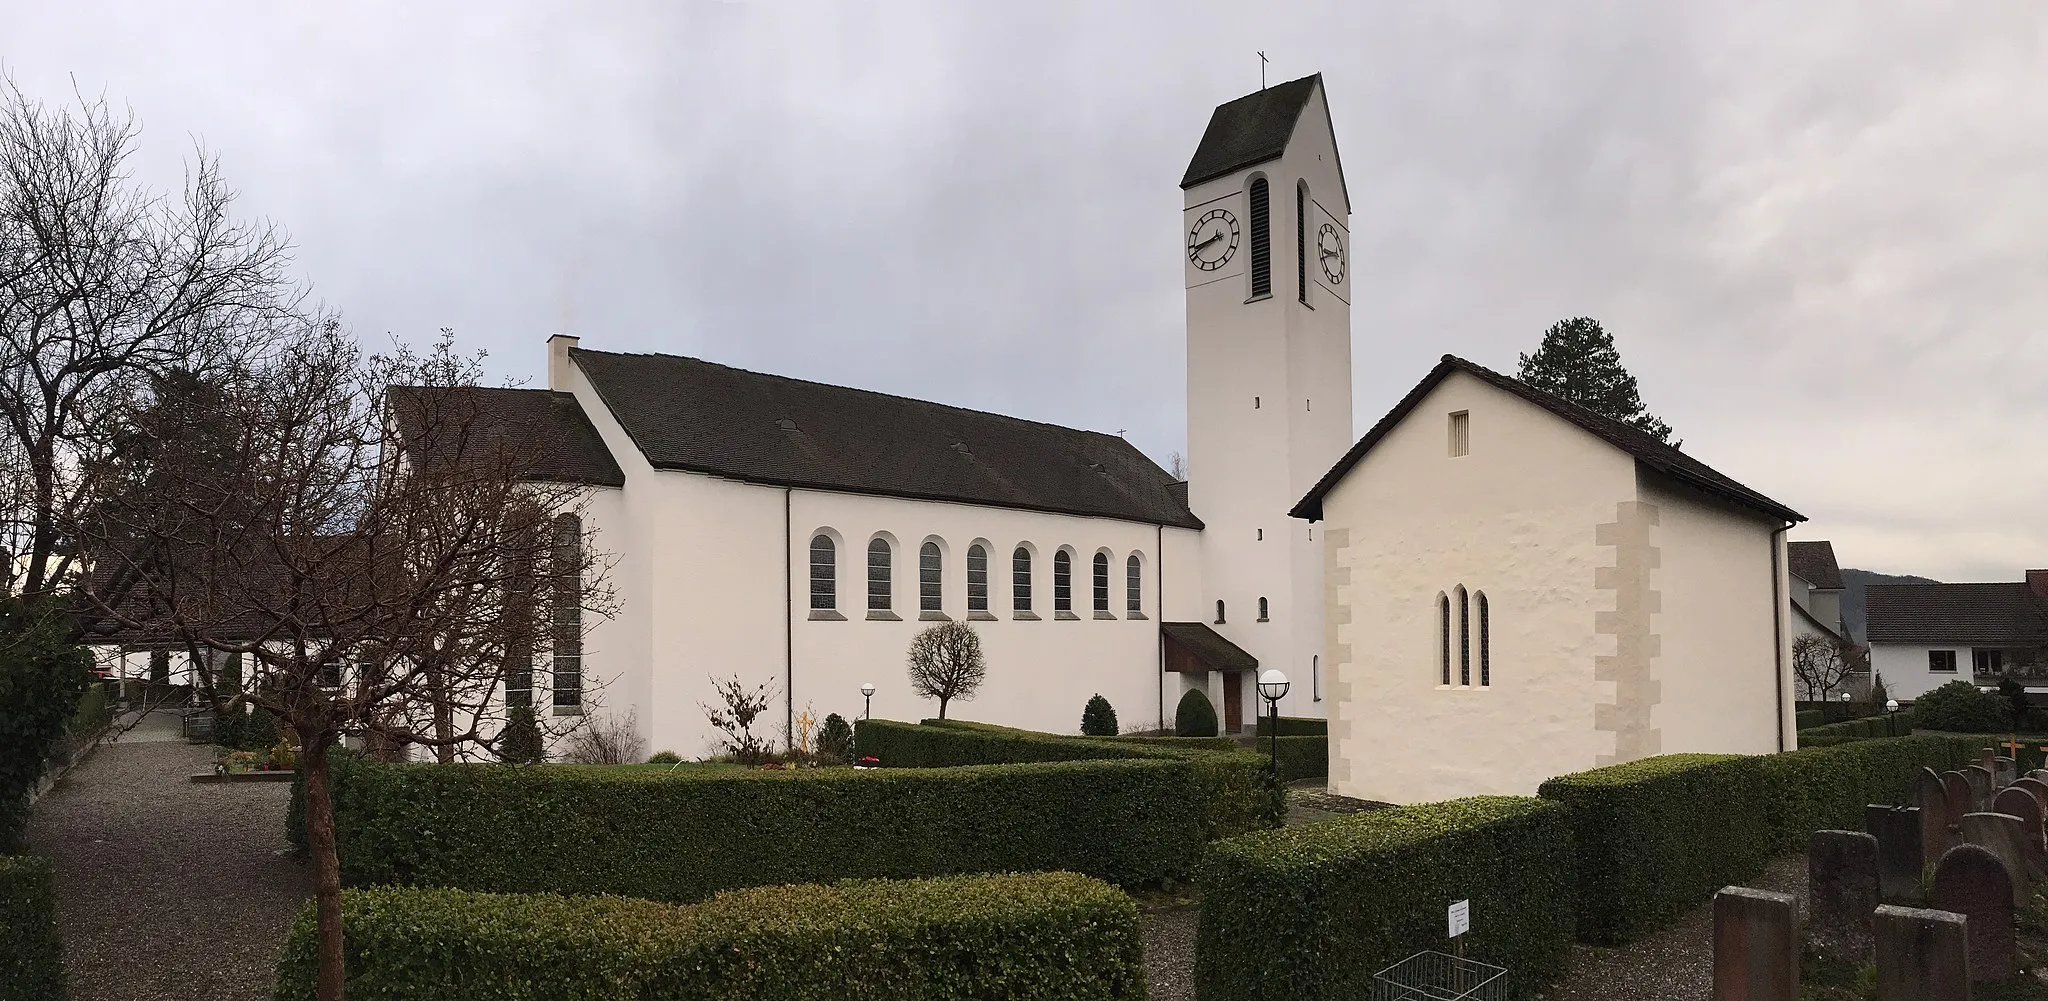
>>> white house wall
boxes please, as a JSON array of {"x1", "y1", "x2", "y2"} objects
[{"x1": 1871, "y1": 643, "x2": 1971, "y2": 701}]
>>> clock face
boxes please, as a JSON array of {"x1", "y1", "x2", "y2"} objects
[
  {"x1": 1317, "y1": 223, "x2": 1346, "y2": 285},
  {"x1": 1187, "y1": 208, "x2": 1239, "y2": 271}
]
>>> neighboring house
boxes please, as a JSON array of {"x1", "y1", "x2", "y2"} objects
[
  {"x1": 1291, "y1": 355, "x2": 1803, "y2": 805},
  {"x1": 1788, "y1": 540, "x2": 1849, "y2": 645},
  {"x1": 1866, "y1": 572, "x2": 2048, "y2": 701},
  {"x1": 369, "y1": 74, "x2": 1356, "y2": 755}
]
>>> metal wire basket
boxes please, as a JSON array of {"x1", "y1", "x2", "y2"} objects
[{"x1": 1371, "y1": 951, "x2": 1507, "y2": 1001}]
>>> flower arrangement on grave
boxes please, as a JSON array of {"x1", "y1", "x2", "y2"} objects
[{"x1": 220, "y1": 750, "x2": 262, "y2": 774}]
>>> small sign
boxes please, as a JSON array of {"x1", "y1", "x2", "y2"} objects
[{"x1": 1448, "y1": 899, "x2": 1470, "y2": 938}]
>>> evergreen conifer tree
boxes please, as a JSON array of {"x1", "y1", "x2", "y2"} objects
[
  {"x1": 1080, "y1": 694, "x2": 1119, "y2": 736},
  {"x1": 1517, "y1": 317, "x2": 1675, "y2": 443}
]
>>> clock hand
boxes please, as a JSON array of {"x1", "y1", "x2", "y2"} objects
[{"x1": 1194, "y1": 232, "x2": 1224, "y2": 251}]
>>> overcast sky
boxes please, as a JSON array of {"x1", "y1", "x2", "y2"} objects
[{"x1": 7, "y1": 1, "x2": 2043, "y2": 581}]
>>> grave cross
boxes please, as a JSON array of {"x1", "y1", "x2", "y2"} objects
[{"x1": 2004, "y1": 735, "x2": 2027, "y2": 759}]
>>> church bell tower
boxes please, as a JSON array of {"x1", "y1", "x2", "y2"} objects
[{"x1": 1181, "y1": 73, "x2": 1353, "y2": 722}]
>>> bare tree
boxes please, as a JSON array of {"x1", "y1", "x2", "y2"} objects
[
  {"x1": 701, "y1": 674, "x2": 776, "y2": 763},
  {"x1": 560, "y1": 709, "x2": 645, "y2": 765},
  {"x1": 71, "y1": 325, "x2": 615, "y2": 1001},
  {"x1": 906, "y1": 621, "x2": 985, "y2": 720},
  {"x1": 1792, "y1": 633, "x2": 1856, "y2": 702},
  {"x1": 1167, "y1": 450, "x2": 1186, "y2": 480},
  {"x1": 0, "y1": 76, "x2": 294, "y2": 602}
]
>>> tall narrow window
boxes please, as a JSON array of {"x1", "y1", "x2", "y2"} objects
[
  {"x1": 1216, "y1": 599, "x2": 1226, "y2": 624},
  {"x1": 1456, "y1": 585, "x2": 1470, "y2": 687},
  {"x1": 809, "y1": 534, "x2": 836, "y2": 610},
  {"x1": 1126, "y1": 554, "x2": 1142, "y2": 614},
  {"x1": 1477, "y1": 591, "x2": 1491, "y2": 687},
  {"x1": 919, "y1": 541, "x2": 943, "y2": 613},
  {"x1": 1258, "y1": 596, "x2": 1270, "y2": 622},
  {"x1": 867, "y1": 538, "x2": 893, "y2": 611},
  {"x1": 967, "y1": 544, "x2": 989, "y2": 612},
  {"x1": 1449, "y1": 411, "x2": 1471, "y2": 457},
  {"x1": 1296, "y1": 180, "x2": 1309, "y2": 303},
  {"x1": 1248, "y1": 177, "x2": 1271, "y2": 298},
  {"x1": 1012, "y1": 547, "x2": 1033, "y2": 612},
  {"x1": 505, "y1": 548, "x2": 534, "y2": 709},
  {"x1": 149, "y1": 649, "x2": 169, "y2": 685},
  {"x1": 1312, "y1": 655, "x2": 1321, "y2": 702},
  {"x1": 551, "y1": 513, "x2": 583, "y2": 708},
  {"x1": 1437, "y1": 593, "x2": 1451, "y2": 685},
  {"x1": 1054, "y1": 550, "x2": 1073, "y2": 612},
  {"x1": 1092, "y1": 552, "x2": 1110, "y2": 613}
]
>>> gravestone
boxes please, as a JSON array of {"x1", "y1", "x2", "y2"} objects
[
  {"x1": 1931, "y1": 843, "x2": 2015, "y2": 982},
  {"x1": 1993, "y1": 786, "x2": 2044, "y2": 851},
  {"x1": 1866, "y1": 805, "x2": 1925, "y2": 902},
  {"x1": 1959, "y1": 812, "x2": 2030, "y2": 905},
  {"x1": 1914, "y1": 769, "x2": 1955, "y2": 867},
  {"x1": 1810, "y1": 830, "x2": 1881, "y2": 961},
  {"x1": 1978, "y1": 747, "x2": 1998, "y2": 774},
  {"x1": 1995, "y1": 755, "x2": 2017, "y2": 789},
  {"x1": 2030, "y1": 768, "x2": 2048, "y2": 785},
  {"x1": 1712, "y1": 886, "x2": 1799, "y2": 1001},
  {"x1": 1965, "y1": 766, "x2": 1995, "y2": 809},
  {"x1": 2011, "y1": 775, "x2": 2048, "y2": 815},
  {"x1": 1873, "y1": 905, "x2": 1970, "y2": 1001},
  {"x1": 1941, "y1": 772, "x2": 1973, "y2": 827}
]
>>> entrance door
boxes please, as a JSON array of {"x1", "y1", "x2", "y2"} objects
[{"x1": 1222, "y1": 671, "x2": 1244, "y2": 733}]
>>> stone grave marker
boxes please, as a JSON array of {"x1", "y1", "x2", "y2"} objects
[
  {"x1": 1931, "y1": 842, "x2": 2016, "y2": 982},
  {"x1": 1978, "y1": 747, "x2": 1998, "y2": 774},
  {"x1": 2030, "y1": 767, "x2": 2048, "y2": 785},
  {"x1": 1941, "y1": 772, "x2": 1973, "y2": 825},
  {"x1": 1993, "y1": 786, "x2": 2044, "y2": 852},
  {"x1": 1810, "y1": 830, "x2": 1881, "y2": 961},
  {"x1": 1873, "y1": 905, "x2": 1969, "y2": 1001},
  {"x1": 1866, "y1": 805, "x2": 1924, "y2": 902},
  {"x1": 1959, "y1": 812, "x2": 2031, "y2": 905},
  {"x1": 1965, "y1": 766, "x2": 1995, "y2": 809},
  {"x1": 1914, "y1": 769, "x2": 1955, "y2": 866},
  {"x1": 2012, "y1": 775, "x2": 2048, "y2": 811},
  {"x1": 1712, "y1": 886, "x2": 1799, "y2": 1001},
  {"x1": 1995, "y1": 755, "x2": 2018, "y2": 789}
]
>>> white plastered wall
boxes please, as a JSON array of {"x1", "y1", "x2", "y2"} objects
[{"x1": 1870, "y1": 644, "x2": 1968, "y2": 701}]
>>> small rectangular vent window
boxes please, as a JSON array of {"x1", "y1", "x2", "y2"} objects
[{"x1": 1449, "y1": 411, "x2": 1471, "y2": 457}]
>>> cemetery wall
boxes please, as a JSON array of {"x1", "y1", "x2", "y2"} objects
[
  {"x1": 0, "y1": 855, "x2": 62, "y2": 1001},
  {"x1": 273, "y1": 873, "x2": 1141, "y2": 1001}
]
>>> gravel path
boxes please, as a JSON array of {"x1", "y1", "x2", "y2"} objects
[
  {"x1": 1143, "y1": 905, "x2": 1200, "y2": 1001},
  {"x1": 24, "y1": 709, "x2": 313, "y2": 1001}
]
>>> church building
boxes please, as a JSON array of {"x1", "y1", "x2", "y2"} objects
[
  {"x1": 451, "y1": 75, "x2": 1355, "y2": 756},
  {"x1": 1291, "y1": 356, "x2": 1805, "y2": 804}
]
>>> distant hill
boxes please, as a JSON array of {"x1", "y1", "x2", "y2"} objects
[{"x1": 1839, "y1": 568, "x2": 1941, "y2": 642}]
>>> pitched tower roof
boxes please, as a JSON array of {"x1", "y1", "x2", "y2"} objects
[{"x1": 1181, "y1": 74, "x2": 1337, "y2": 191}]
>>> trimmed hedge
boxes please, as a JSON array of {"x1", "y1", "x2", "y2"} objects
[
  {"x1": 1254, "y1": 715, "x2": 1328, "y2": 737},
  {"x1": 1196, "y1": 797, "x2": 1573, "y2": 1001},
  {"x1": 0, "y1": 855, "x2": 63, "y2": 1001},
  {"x1": 322, "y1": 751, "x2": 1208, "y2": 899},
  {"x1": 274, "y1": 871, "x2": 1143, "y2": 1001},
  {"x1": 1796, "y1": 712, "x2": 1920, "y2": 746},
  {"x1": 1262, "y1": 734, "x2": 1329, "y2": 783},
  {"x1": 1795, "y1": 709, "x2": 1828, "y2": 731},
  {"x1": 1760, "y1": 735, "x2": 1979, "y2": 849},
  {"x1": 858, "y1": 718, "x2": 1272, "y2": 839}
]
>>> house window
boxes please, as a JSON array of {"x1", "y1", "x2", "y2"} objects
[
  {"x1": 1975, "y1": 649, "x2": 2005, "y2": 674},
  {"x1": 1929, "y1": 650, "x2": 1958, "y2": 674},
  {"x1": 1054, "y1": 550, "x2": 1073, "y2": 612},
  {"x1": 867, "y1": 538, "x2": 893, "y2": 611},
  {"x1": 1248, "y1": 176, "x2": 1271, "y2": 298},
  {"x1": 1456, "y1": 585, "x2": 1470, "y2": 686},
  {"x1": 1092, "y1": 552, "x2": 1110, "y2": 612},
  {"x1": 317, "y1": 655, "x2": 342, "y2": 690},
  {"x1": 1437, "y1": 593, "x2": 1451, "y2": 685},
  {"x1": 1012, "y1": 547, "x2": 1032, "y2": 612},
  {"x1": 1126, "y1": 554, "x2": 1142, "y2": 614},
  {"x1": 809, "y1": 534, "x2": 836, "y2": 610},
  {"x1": 1476, "y1": 591, "x2": 1491, "y2": 687},
  {"x1": 1296, "y1": 180, "x2": 1309, "y2": 303},
  {"x1": 551, "y1": 512, "x2": 583, "y2": 708},
  {"x1": 1257, "y1": 597, "x2": 1270, "y2": 622},
  {"x1": 149, "y1": 649, "x2": 169, "y2": 685},
  {"x1": 1449, "y1": 411, "x2": 1470, "y2": 457},
  {"x1": 919, "y1": 541, "x2": 943, "y2": 613},
  {"x1": 967, "y1": 544, "x2": 989, "y2": 612}
]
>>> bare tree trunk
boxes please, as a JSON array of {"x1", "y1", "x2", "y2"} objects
[
  {"x1": 428, "y1": 660, "x2": 454, "y2": 764},
  {"x1": 938, "y1": 696, "x2": 948, "y2": 720},
  {"x1": 299, "y1": 728, "x2": 346, "y2": 1001}
]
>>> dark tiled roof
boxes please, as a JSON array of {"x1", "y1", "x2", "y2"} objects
[
  {"x1": 1291, "y1": 355, "x2": 1804, "y2": 524},
  {"x1": 571, "y1": 349, "x2": 1202, "y2": 529},
  {"x1": 1788, "y1": 541, "x2": 1845, "y2": 589},
  {"x1": 385, "y1": 386, "x2": 624, "y2": 488},
  {"x1": 1865, "y1": 582, "x2": 2048, "y2": 647},
  {"x1": 1162, "y1": 621, "x2": 1258, "y2": 671},
  {"x1": 1181, "y1": 75, "x2": 1321, "y2": 189}
]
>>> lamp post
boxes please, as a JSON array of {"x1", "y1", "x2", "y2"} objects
[
  {"x1": 860, "y1": 682, "x2": 875, "y2": 720},
  {"x1": 1257, "y1": 669, "x2": 1290, "y2": 780},
  {"x1": 1886, "y1": 698, "x2": 1900, "y2": 737}
]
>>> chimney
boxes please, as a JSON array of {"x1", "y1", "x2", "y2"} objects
[
  {"x1": 2028, "y1": 569, "x2": 2048, "y2": 599},
  {"x1": 547, "y1": 333, "x2": 579, "y2": 392}
]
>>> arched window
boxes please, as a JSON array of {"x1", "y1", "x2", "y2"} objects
[
  {"x1": 1092, "y1": 552, "x2": 1110, "y2": 613},
  {"x1": 1477, "y1": 591, "x2": 1491, "y2": 687},
  {"x1": 919, "y1": 541, "x2": 943, "y2": 613},
  {"x1": 1258, "y1": 597, "x2": 1270, "y2": 622},
  {"x1": 1126, "y1": 554, "x2": 1142, "y2": 614},
  {"x1": 1248, "y1": 177, "x2": 1271, "y2": 298},
  {"x1": 1012, "y1": 547, "x2": 1032, "y2": 612},
  {"x1": 1216, "y1": 599, "x2": 1226, "y2": 624},
  {"x1": 1296, "y1": 180, "x2": 1309, "y2": 303},
  {"x1": 1437, "y1": 592, "x2": 1451, "y2": 686},
  {"x1": 867, "y1": 538, "x2": 892, "y2": 611},
  {"x1": 1311, "y1": 655, "x2": 1321, "y2": 702},
  {"x1": 504, "y1": 546, "x2": 535, "y2": 708},
  {"x1": 1053, "y1": 550, "x2": 1073, "y2": 613},
  {"x1": 552, "y1": 512, "x2": 583, "y2": 708},
  {"x1": 809, "y1": 534, "x2": 836, "y2": 610},
  {"x1": 967, "y1": 544, "x2": 989, "y2": 613},
  {"x1": 1456, "y1": 585, "x2": 1470, "y2": 687}
]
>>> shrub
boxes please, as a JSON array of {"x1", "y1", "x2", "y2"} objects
[
  {"x1": 1080, "y1": 694, "x2": 1118, "y2": 736},
  {"x1": 1911, "y1": 680, "x2": 2010, "y2": 733},
  {"x1": 323, "y1": 752, "x2": 1207, "y2": 898},
  {"x1": 2001, "y1": 676, "x2": 2031, "y2": 728},
  {"x1": 818, "y1": 713, "x2": 855, "y2": 762},
  {"x1": 497, "y1": 706, "x2": 544, "y2": 764},
  {"x1": 274, "y1": 872, "x2": 1142, "y2": 1001},
  {"x1": 560, "y1": 710, "x2": 645, "y2": 764},
  {"x1": 1254, "y1": 715, "x2": 1327, "y2": 737},
  {"x1": 0, "y1": 600, "x2": 92, "y2": 852},
  {"x1": 213, "y1": 706, "x2": 281, "y2": 753},
  {"x1": 1175, "y1": 688, "x2": 1219, "y2": 737},
  {"x1": 1795, "y1": 709, "x2": 1828, "y2": 731},
  {"x1": 1760, "y1": 735, "x2": 1980, "y2": 849},
  {"x1": 0, "y1": 855, "x2": 64, "y2": 1001},
  {"x1": 1269, "y1": 734, "x2": 1329, "y2": 783},
  {"x1": 68, "y1": 682, "x2": 112, "y2": 741},
  {"x1": 1196, "y1": 798, "x2": 1573, "y2": 1001},
  {"x1": 646, "y1": 750, "x2": 681, "y2": 765}
]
